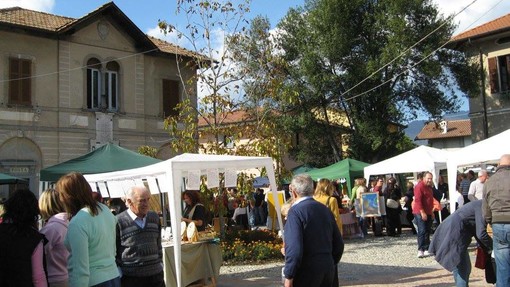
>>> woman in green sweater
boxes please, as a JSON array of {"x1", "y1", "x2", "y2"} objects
[{"x1": 56, "y1": 172, "x2": 120, "y2": 287}]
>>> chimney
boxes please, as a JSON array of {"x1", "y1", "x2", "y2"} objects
[{"x1": 439, "y1": 120, "x2": 447, "y2": 134}]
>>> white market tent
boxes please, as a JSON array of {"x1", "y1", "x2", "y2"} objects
[
  {"x1": 84, "y1": 153, "x2": 283, "y2": 287},
  {"x1": 364, "y1": 145, "x2": 450, "y2": 187},
  {"x1": 446, "y1": 128, "x2": 510, "y2": 212}
]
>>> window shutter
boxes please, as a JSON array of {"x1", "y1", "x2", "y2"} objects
[
  {"x1": 9, "y1": 58, "x2": 31, "y2": 105},
  {"x1": 162, "y1": 79, "x2": 180, "y2": 117},
  {"x1": 488, "y1": 57, "x2": 499, "y2": 94},
  {"x1": 20, "y1": 59, "x2": 31, "y2": 104}
]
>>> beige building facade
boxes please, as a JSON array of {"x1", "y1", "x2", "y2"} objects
[
  {"x1": 0, "y1": 3, "x2": 198, "y2": 196},
  {"x1": 450, "y1": 13, "x2": 510, "y2": 142}
]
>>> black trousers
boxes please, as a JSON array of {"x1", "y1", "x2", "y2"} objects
[{"x1": 121, "y1": 272, "x2": 165, "y2": 287}]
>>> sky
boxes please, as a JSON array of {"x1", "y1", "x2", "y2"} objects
[{"x1": 2, "y1": 0, "x2": 510, "y2": 114}]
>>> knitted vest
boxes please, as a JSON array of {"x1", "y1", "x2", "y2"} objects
[
  {"x1": 116, "y1": 211, "x2": 162, "y2": 277},
  {"x1": 0, "y1": 224, "x2": 46, "y2": 287}
]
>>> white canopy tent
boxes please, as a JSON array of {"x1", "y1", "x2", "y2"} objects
[
  {"x1": 446, "y1": 128, "x2": 510, "y2": 212},
  {"x1": 84, "y1": 153, "x2": 283, "y2": 287},
  {"x1": 364, "y1": 145, "x2": 450, "y2": 187}
]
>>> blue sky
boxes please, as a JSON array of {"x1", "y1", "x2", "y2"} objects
[{"x1": 3, "y1": 0, "x2": 510, "y2": 115}]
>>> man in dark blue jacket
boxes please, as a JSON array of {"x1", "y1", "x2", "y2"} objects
[
  {"x1": 283, "y1": 174, "x2": 344, "y2": 287},
  {"x1": 429, "y1": 200, "x2": 492, "y2": 286}
]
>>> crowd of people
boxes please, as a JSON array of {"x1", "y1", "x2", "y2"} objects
[
  {"x1": 0, "y1": 172, "x2": 166, "y2": 287},
  {"x1": 2, "y1": 154, "x2": 510, "y2": 287}
]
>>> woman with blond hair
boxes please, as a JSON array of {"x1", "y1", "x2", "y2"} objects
[
  {"x1": 56, "y1": 172, "x2": 119, "y2": 287},
  {"x1": 313, "y1": 178, "x2": 343, "y2": 287},
  {"x1": 39, "y1": 188, "x2": 69, "y2": 287},
  {"x1": 314, "y1": 179, "x2": 343, "y2": 234}
]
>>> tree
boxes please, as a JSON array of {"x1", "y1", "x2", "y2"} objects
[
  {"x1": 275, "y1": 0, "x2": 479, "y2": 163},
  {"x1": 158, "y1": 1, "x2": 251, "y2": 155}
]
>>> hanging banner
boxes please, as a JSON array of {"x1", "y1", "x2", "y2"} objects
[
  {"x1": 224, "y1": 169, "x2": 237, "y2": 187},
  {"x1": 97, "y1": 181, "x2": 109, "y2": 198},
  {"x1": 147, "y1": 176, "x2": 161, "y2": 195},
  {"x1": 186, "y1": 170, "x2": 201, "y2": 190},
  {"x1": 207, "y1": 168, "x2": 219, "y2": 188}
]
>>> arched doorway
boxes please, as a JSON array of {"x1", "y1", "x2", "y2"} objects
[{"x1": 0, "y1": 137, "x2": 42, "y2": 199}]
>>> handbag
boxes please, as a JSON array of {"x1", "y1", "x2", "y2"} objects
[
  {"x1": 474, "y1": 246, "x2": 486, "y2": 269},
  {"x1": 386, "y1": 198, "x2": 399, "y2": 209}
]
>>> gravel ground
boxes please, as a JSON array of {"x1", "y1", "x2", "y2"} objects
[{"x1": 217, "y1": 229, "x2": 491, "y2": 287}]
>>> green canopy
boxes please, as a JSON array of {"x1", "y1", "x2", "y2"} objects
[
  {"x1": 306, "y1": 158, "x2": 370, "y2": 194},
  {"x1": 291, "y1": 164, "x2": 317, "y2": 175},
  {"x1": 0, "y1": 173, "x2": 27, "y2": 184},
  {"x1": 40, "y1": 144, "x2": 161, "y2": 182}
]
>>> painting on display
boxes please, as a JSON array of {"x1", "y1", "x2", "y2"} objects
[{"x1": 360, "y1": 192, "x2": 382, "y2": 217}]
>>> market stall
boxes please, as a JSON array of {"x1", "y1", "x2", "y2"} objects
[
  {"x1": 446, "y1": 128, "x2": 510, "y2": 212},
  {"x1": 84, "y1": 153, "x2": 283, "y2": 287}
]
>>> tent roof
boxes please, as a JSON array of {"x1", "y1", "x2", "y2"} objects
[
  {"x1": 40, "y1": 144, "x2": 161, "y2": 182},
  {"x1": 291, "y1": 164, "x2": 317, "y2": 175},
  {"x1": 0, "y1": 172, "x2": 27, "y2": 184},
  {"x1": 364, "y1": 145, "x2": 449, "y2": 178},
  {"x1": 84, "y1": 153, "x2": 274, "y2": 182},
  {"x1": 448, "y1": 128, "x2": 510, "y2": 167},
  {"x1": 307, "y1": 158, "x2": 369, "y2": 181}
]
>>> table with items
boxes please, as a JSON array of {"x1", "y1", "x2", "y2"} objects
[{"x1": 163, "y1": 240, "x2": 222, "y2": 287}]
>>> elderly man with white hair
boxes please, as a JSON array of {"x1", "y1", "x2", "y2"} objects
[
  {"x1": 467, "y1": 170, "x2": 488, "y2": 201},
  {"x1": 116, "y1": 186, "x2": 164, "y2": 287}
]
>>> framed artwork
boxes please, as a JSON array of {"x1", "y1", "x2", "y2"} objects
[
  {"x1": 361, "y1": 192, "x2": 382, "y2": 217},
  {"x1": 354, "y1": 199, "x2": 362, "y2": 216}
]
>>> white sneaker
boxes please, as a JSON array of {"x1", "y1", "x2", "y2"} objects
[
  {"x1": 417, "y1": 250, "x2": 424, "y2": 258},
  {"x1": 423, "y1": 250, "x2": 431, "y2": 257}
]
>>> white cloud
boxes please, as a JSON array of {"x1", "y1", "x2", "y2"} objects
[
  {"x1": 0, "y1": 0, "x2": 54, "y2": 12},
  {"x1": 434, "y1": 0, "x2": 510, "y2": 34}
]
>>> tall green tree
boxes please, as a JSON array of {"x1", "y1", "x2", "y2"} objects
[{"x1": 275, "y1": 0, "x2": 479, "y2": 163}]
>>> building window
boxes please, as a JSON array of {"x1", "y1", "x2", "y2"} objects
[
  {"x1": 86, "y1": 58, "x2": 120, "y2": 111},
  {"x1": 9, "y1": 58, "x2": 32, "y2": 105},
  {"x1": 87, "y1": 58, "x2": 101, "y2": 109},
  {"x1": 162, "y1": 79, "x2": 180, "y2": 117},
  {"x1": 488, "y1": 55, "x2": 510, "y2": 94},
  {"x1": 105, "y1": 61, "x2": 119, "y2": 111}
]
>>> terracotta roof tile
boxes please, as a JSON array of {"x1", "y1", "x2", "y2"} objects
[
  {"x1": 451, "y1": 13, "x2": 510, "y2": 43},
  {"x1": 198, "y1": 110, "x2": 255, "y2": 127},
  {"x1": 415, "y1": 119, "x2": 471, "y2": 140},
  {"x1": 0, "y1": 6, "x2": 202, "y2": 60},
  {"x1": 0, "y1": 6, "x2": 73, "y2": 31},
  {"x1": 148, "y1": 36, "x2": 207, "y2": 60}
]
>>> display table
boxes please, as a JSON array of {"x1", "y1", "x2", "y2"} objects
[
  {"x1": 163, "y1": 241, "x2": 222, "y2": 287},
  {"x1": 341, "y1": 212, "x2": 361, "y2": 239}
]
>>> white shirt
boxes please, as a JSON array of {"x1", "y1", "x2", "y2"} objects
[
  {"x1": 467, "y1": 179, "x2": 484, "y2": 201},
  {"x1": 127, "y1": 208, "x2": 146, "y2": 228}
]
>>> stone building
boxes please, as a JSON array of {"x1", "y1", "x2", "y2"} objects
[{"x1": 0, "y1": 3, "x2": 199, "y2": 196}]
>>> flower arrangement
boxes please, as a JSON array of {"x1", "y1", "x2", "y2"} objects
[{"x1": 220, "y1": 229, "x2": 283, "y2": 263}]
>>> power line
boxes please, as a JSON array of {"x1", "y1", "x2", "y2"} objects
[
  {"x1": 343, "y1": 0, "x2": 505, "y2": 102},
  {"x1": 0, "y1": 42, "x2": 187, "y2": 84}
]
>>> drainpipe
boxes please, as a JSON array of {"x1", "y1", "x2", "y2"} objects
[{"x1": 479, "y1": 48, "x2": 489, "y2": 139}]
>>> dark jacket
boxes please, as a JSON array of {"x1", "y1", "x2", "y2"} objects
[
  {"x1": 429, "y1": 200, "x2": 492, "y2": 271},
  {"x1": 284, "y1": 197, "x2": 343, "y2": 286},
  {"x1": 0, "y1": 224, "x2": 46, "y2": 287},
  {"x1": 483, "y1": 165, "x2": 510, "y2": 224}
]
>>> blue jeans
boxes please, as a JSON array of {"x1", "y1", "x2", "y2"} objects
[
  {"x1": 414, "y1": 214, "x2": 432, "y2": 251},
  {"x1": 493, "y1": 223, "x2": 510, "y2": 287},
  {"x1": 452, "y1": 248, "x2": 471, "y2": 287}
]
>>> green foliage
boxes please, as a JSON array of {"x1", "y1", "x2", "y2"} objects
[
  {"x1": 272, "y1": 0, "x2": 479, "y2": 163},
  {"x1": 220, "y1": 229, "x2": 283, "y2": 263},
  {"x1": 138, "y1": 145, "x2": 158, "y2": 158}
]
